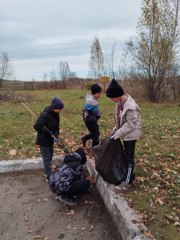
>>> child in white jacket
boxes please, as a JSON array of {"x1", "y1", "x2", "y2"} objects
[{"x1": 106, "y1": 79, "x2": 141, "y2": 192}]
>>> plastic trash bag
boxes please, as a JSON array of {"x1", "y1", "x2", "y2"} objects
[{"x1": 92, "y1": 136, "x2": 126, "y2": 185}]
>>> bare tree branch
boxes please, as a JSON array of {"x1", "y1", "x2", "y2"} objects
[{"x1": 0, "y1": 52, "x2": 14, "y2": 80}]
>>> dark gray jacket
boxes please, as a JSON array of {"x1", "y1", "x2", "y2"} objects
[{"x1": 48, "y1": 153, "x2": 84, "y2": 195}]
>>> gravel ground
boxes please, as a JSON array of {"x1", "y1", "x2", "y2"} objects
[{"x1": 0, "y1": 169, "x2": 122, "y2": 240}]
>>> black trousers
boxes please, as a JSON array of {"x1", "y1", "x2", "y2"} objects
[
  {"x1": 65, "y1": 179, "x2": 90, "y2": 197},
  {"x1": 40, "y1": 145, "x2": 53, "y2": 177},
  {"x1": 84, "y1": 121, "x2": 100, "y2": 146},
  {"x1": 123, "y1": 140, "x2": 136, "y2": 184}
]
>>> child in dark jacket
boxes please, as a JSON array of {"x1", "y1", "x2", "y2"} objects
[
  {"x1": 48, "y1": 147, "x2": 92, "y2": 206},
  {"x1": 82, "y1": 84, "x2": 102, "y2": 147},
  {"x1": 34, "y1": 97, "x2": 64, "y2": 179}
]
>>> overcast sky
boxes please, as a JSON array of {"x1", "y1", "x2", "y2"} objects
[{"x1": 0, "y1": 0, "x2": 141, "y2": 81}]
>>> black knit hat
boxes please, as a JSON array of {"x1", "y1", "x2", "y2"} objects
[
  {"x1": 106, "y1": 79, "x2": 124, "y2": 98},
  {"x1": 50, "y1": 97, "x2": 64, "y2": 110},
  {"x1": 91, "y1": 84, "x2": 102, "y2": 94},
  {"x1": 75, "y1": 147, "x2": 87, "y2": 164}
]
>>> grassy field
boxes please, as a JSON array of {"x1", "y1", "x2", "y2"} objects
[{"x1": 0, "y1": 89, "x2": 179, "y2": 240}]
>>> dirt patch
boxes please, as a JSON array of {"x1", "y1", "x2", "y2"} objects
[{"x1": 0, "y1": 169, "x2": 121, "y2": 240}]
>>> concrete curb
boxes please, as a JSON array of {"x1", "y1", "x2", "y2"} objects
[
  {"x1": 0, "y1": 156, "x2": 61, "y2": 173},
  {"x1": 87, "y1": 159, "x2": 152, "y2": 240},
  {"x1": 0, "y1": 157, "x2": 152, "y2": 240}
]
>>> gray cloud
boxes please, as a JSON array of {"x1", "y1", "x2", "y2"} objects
[{"x1": 0, "y1": 0, "x2": 141, "y2": 80}]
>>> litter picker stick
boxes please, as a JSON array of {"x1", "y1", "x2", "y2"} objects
[
  {"x1": 21, "y1": 102, "x2": 36, "y2": 118},
  {"x1": 21, "y1": 102, "x2": 69, "y2": 153}
]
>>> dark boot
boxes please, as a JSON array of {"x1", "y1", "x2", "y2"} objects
[
  {"x1": 81, "y1": 134, "x2": 91, "y2": 147},
  {"x1": 81, "y1": 136, "x2": 87, "y2": 147},
  {"x1": 129, "y1": 173, "x2": 135, "y2": 185}
]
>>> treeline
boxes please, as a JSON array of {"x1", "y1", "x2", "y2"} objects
[
  {"x1": 0, "y1": 78, "x2": 88, "y2": 91},
  {"x1": 0, "y1": 76, "x2": 179, "y2": 103}
]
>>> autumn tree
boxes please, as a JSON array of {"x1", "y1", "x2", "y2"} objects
[
  {"x1": 89, "y1": 38, "x2": 104, "y2": 82},
  {"x1": 0, "y1": 52, "x2": 14, "y2": 80},
  {"x1": 127, "y1": 0, "x2": 180, "y2": 102},
  {"x1": 50, "y1": 61, "x2": 71, "y2": 88},
  {"x1": 57, "y1": 61, "x2": 70, "y2": 88},
  {"x1": 99, "y1": 76, "x2": 110, "y2": 92}
]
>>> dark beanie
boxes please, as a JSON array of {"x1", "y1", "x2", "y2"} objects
[
  {"x1": 75, "y1": 147, "x2": 87, "y2": 164},
  {"x1": 50, "y1": 97, "x2": 64, "y2": 110},
  {"x1": 91, "y1": 84, "x2": 102, "y2": 94},
  {"x1": 106, "y1": 79, "x2": 124, "y2": 98}
]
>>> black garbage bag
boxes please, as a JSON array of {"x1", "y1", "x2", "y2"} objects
[{"x1": 92, "y1": 136, "x2": 126, "y2": 185}]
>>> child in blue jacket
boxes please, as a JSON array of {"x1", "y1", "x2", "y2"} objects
[{"x1": 82, "y1": 84, "x2": 102, "y2": 147}]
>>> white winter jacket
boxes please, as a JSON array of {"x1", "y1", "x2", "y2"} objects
[{"x1": 114, "y1": 95, "x2": 141, "y2": 141}]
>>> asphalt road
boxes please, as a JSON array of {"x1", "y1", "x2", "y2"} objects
[{"x1": 0, "y1": 169, "x2": 122, "y2": 240}]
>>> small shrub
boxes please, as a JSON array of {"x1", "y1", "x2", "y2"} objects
[
  {"x1": 0, "y1": 91, "x2": 34, "y2": 102},
  {"x1": 84, "y1": 83, "x2": 92, "y2": 91}
]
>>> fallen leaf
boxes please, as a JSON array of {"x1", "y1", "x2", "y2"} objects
[
  {"x1": 66, "y1": 224, "x2": 72, "y2": 229},
  {"x1": 84, "y1": 200, "x2": 89, "y2": 205},
  {"x1": 51, "y1": 164, "x2": 57, "y2": 172},
  {"x1": 42, "y1": 198, "x2": 49, "y2": 202},
  {"x1": 136, "y1": 176, "x2": 145, "y2": 183},
  {"x1": 174, "y1": 222, "x2": 180, "y2": 226},
  {"x1": 89, "y1": 225, "x2": 94, "y2": 231},
  {"x1": 144, "y1": 231, "x2": 154, "y2": 238},
  {"x1": 9, "y1": 149, "x2": 16, "y2": 156},
  {"x1": 66, "y1": 209, "x2": 75, "y2": 215},
  {"x1": 137, "y1": 224, "x2": 144, "y2": 233},
  {"x1": 155, "y1": 198, "x2": 165, "y2": 206},
  {"x1": 32, "y1": 236, "x2": 43, "y2": 239},
  {"x1": 165, "y1": 214, "x2": 176, "y2": 222}
]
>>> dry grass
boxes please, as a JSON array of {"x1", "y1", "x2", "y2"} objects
[{"x1": 0, "y1": 89, "x2": 179, "y2": 240}]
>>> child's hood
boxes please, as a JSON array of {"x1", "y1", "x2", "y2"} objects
[
  {"x1": 118, "y1": 95, "x2": 140, "y2": 117},
  {"x1": 63, "y1": 153, "x2": 82, "y2": 164},
  {"x1": 85, "y1": 94, "x2": 98, "y2": 106},
  {"x1": 125, "y1": 95, "x2": 140, "y2": 111},
  {"x1": 63, "y1": 154, "x2": 82, "y2": 170}
]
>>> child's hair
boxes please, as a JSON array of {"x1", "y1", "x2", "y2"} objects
[{"x1": 91, "y1": 84, "x2": 102, "y2": 94}]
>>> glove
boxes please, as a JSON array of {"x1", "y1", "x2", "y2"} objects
[
  {"x1": 49, "y1": 130, "x2": 53, "y2": 136},
  {"x1": 62, "y1": 147, "x2": 69, "y2": 154},
  {"x1": 111, "y1": 126, "x2": 117, "y2": 134},
  {"x1": 83, "y1": 110, "x2": 89, "y2": 119},
  {"x1": 111, "y1": 129, "x2": 121, "y2": 140},
  {"x1": 49, "y1": 131, "x2": 59, "y2": 143},
  {"x1": 113, "y1": 126, "x2": 117, "y2": 132}
]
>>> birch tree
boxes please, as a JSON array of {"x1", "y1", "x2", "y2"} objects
[
  {"x1": 0, "y1": 52, "x2": 14, "y2": 80},
  {"x1": 89, "y1": 38, "x2": 104, "y2": 82}
]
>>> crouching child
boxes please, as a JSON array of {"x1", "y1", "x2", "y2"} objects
[{"x1": 48, "y1": 147, "x2": 93, "y2": 206}]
